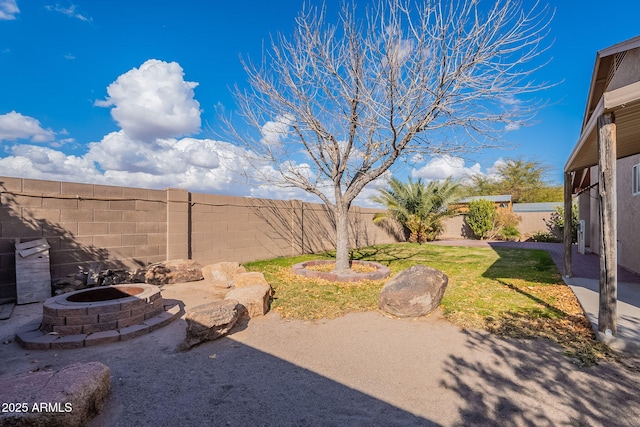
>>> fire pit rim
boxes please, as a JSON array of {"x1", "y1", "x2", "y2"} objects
[{"x1": 52, "y1": 284, "x2": 158, "y2": 307}]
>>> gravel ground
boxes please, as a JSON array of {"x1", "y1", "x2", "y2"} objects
[{"x1": 1, "y1": 281, "x2": 640, "y2": 426}]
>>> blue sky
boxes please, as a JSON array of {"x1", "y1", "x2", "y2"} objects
[{"x1": 1, "y1": 0, "x2": 639, "y2": 206}]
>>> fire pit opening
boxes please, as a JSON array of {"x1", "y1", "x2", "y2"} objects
[{"x1": 65, "y1": 286, "x2": 144, "y2": 302}]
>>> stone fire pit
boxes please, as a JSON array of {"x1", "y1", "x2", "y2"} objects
[
  {"x1": 16, "y1": 284, "x2": 181, "y2": 350},
  {"x1": 41, "y1": 284, "x2": 165, "y2": 334}
]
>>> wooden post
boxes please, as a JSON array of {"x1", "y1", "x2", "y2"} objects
[
  {"x1": 597, "y1": 112, "x2": 617, "y2": 336},
  {"x1": 563, "y1": 171, "x2": 573, "y2": 278}
]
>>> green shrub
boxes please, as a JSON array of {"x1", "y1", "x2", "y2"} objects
[
  {"x1": 466, "y1": 199, "x2": 497, "y2": 240},
  {"x1": 529, "y1": 230, "x2": 557, "y2": 242},
  {"x1": 495, "y1": 210, "x2": 521, "y2": 241},
  {"x1": 499, "y1": 225, "x2": 521, "y2": 241},
  {"x1": 544, "y1": 204, "x2": 579, "y2": 243}
]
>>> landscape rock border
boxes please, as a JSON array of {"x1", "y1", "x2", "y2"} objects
[{"x1": 292, "y1": 260, "x2": 390, "y2": 282}]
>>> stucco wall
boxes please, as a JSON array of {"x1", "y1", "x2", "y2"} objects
[
  {"x1": 607, "y1": 47, "x2": 640, "y2": 92},
  {"x1": 441, "y1": 207, "x2": 556, "y2": 240},
  {"x1": 581, "y1": 155, "x2": 640, "y2": 275},
  {"x1": 589, "y1": 165, "x2": 601, "y2": 256},
  {"x1": 616, "y1": 154, "x2": 640, "y2": 275}
]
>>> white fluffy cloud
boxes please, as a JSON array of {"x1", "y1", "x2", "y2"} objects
[
  {"x1": 0, "y1": 0, "x2": 19, "y2": 20},
  {"x1": 0, "y1": 60, "x2": 235, "y2": 193},
  {"x1": 0, "y1": 145, "x2": 99, "y2": 180},
  {"x1": 260, "y1": 114, "x2": 293, "y2": 146},
  {"x1": 95, "y1": 60, "x2": 201, "y2": 141},
  {"x1": 411, "y1": 154, "x2": 482, "y2": 182},
  {"x1": 0, "y1": 111, "x2": 55, "y2": 142}
]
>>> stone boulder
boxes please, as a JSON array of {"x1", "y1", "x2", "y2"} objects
[
  {"x1": 0, "y1": 361, "x2": 110, "y2": 427},
  {"x1": 145, "y1": 259, "x2": 204, "y2": 285},
  {"x1": 232, "y1": 271, "x2": 270, "y2": 288},
  {"x1": 202, "y1": 262, "x2": 247, "y2": 288},
  {"x1": 378, "y1": 265, "x2": 448, "y2": 318},
  {"x1": 179, "y1": 299, "x2": 239, "y2": 351},
  {"x1": 225, "y1": 284, "x2": 272, "y2": 319}
]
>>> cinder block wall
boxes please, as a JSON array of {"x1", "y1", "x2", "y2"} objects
[
  {"x1": 189, "y1": 193, "x2": 397, "y2": 265},
  {"x1": 1, "y1": 177, "x2": 167, "y2": 300},
  {"x1": 0, "y1": 176, "x2": 397, "y2": 301}
]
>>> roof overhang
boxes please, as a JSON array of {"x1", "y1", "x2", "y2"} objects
[
  {"x1": 565, "y1": 35, "x2": 640, "y2": 176},
  {"x1": 565, "y1": 85, "x2": 640, "y2": 173}
]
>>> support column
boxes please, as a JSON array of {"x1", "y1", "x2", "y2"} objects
[
  {"x1": 563, "y1": 171, "x2": 573, "y2": 278},
  {"x1": 597, "y1": 112, "x2": 617, "y2": 336}
]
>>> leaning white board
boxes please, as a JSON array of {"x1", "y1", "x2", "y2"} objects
[{"x1": 15, "y1": 238, "x2": 51, "y2": 304}]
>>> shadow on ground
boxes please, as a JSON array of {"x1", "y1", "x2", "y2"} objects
[
  {"x1": 90, "y1": 330, "x2": 436, "y2": 426},
  {"x1": 442, "y1": 329, "x2": 640, "y2": 427}
]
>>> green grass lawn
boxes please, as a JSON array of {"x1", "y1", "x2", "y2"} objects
[{"x1": 244, "y1": 242, "x2": 609, "y2": 366}]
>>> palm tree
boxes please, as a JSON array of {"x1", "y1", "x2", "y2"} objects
[{"x1": 372, "y1": 177, "x2": 461, "y2": 243}]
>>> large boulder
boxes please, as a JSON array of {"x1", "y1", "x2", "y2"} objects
[
  {"x1": 225, "y1": 284, "x2": 272, "y2": 319},
  {"x1": 145, "y1": 259, "x2": 204, "y2": 285},
  {"x1": 0, "y1": 362, "x2": 110, "y2": 427},
  {"x1": 378, "y1": 265, "x2": 448, "y2": 318},
  {"x1": 179, "y1": 299, "x2": 239, "y2": 351},
  {"x1": 201, "y1": 262, "x2": 247, "y2": 288},
  {"x1": 232, "y1": 272, "x2": 270, "y2": 288}
]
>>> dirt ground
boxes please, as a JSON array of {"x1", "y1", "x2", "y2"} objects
[{"x1": 1, "y1": 281, "x2": 640, "y2": 426}]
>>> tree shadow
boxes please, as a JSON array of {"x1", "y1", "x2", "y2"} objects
[
  {"x1": 0, "y1": 182, "x2": 134, "y2": 302},
  {"x1": 371, "y1": 217, "x2": 408, "y2": 242},
  {"x1": 483, "y1": 246, "x2": 560, "y2": 285},
  {"x1": 441, "y1": 329, "x2": 640, "y2": 426},
  {"x1": 349, "y1": 243, "x2": 423, "y2": 267},
  {"x1": 91, "y1": 318, "x2": 437, "y2": 426},
  {"x1": 247, "y1": 199, "x2": 395, "y2": 257},
  {"x1": 479, "y1": 244, "x2": 609, "y2": 365}
]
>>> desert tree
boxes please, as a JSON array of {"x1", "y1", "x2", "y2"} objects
[
  {"x1": 220, "y1": 0, "x2": 552, "y2": 272},
  {"x1": 464, "y1": 158, "x2": 563, "y2": 202}
]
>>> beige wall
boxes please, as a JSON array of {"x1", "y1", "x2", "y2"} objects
[
  {"x1": 441, "y1": 209, "x2": 555, "y2": 240},
  {"x1": 0, "y1": 176, "x2": 397, "y2": 301},
  {"x1": 589, "y1": 165, "x2": 601, "y2": 256},
  {"x1": 607, "y1": 47, "x2": 640, "y2": 92},
  {"x1": 579, "y1": 155, "x2": 640, "y2": 275},
  {"x1": 1, "y1": 177, "x2": 168, "y2": 300},
  {"x1": 616, "y1": 155, "x2": 640, "y2": 275},
  {"x1": 516, "y1": 211, "x2": 556, "y2": 237}
]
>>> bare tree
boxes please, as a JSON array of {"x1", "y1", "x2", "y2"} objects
[{"x1": 220, "y1": 0, "x2": 552, "y2": 272}]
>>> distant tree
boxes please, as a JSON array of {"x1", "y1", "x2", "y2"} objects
[
  {"x1": 372, "y1": 177, "x2": 460, "y2": 243},
  {"x1": 466, "y1": 199, "x2": 497, "y2": 240},
  {"x1": 220, "y1": 0, "x2": 552, "y2": 272},
  {"x1": 463, "y1": 158, "x2": 562, "y2": 203}
]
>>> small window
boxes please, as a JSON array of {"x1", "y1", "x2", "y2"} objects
[{"x1": 633, "y1": 164, "x2": 640, "y2": 196}]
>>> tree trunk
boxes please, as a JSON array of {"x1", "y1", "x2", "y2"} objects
[{"x1": 334, "y1": 203, "x2": 352, "y2": 273}]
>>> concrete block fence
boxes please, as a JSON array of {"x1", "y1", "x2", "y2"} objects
[{"x1": 0, "y1": 176, "x2": 395, "y2": 301}]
